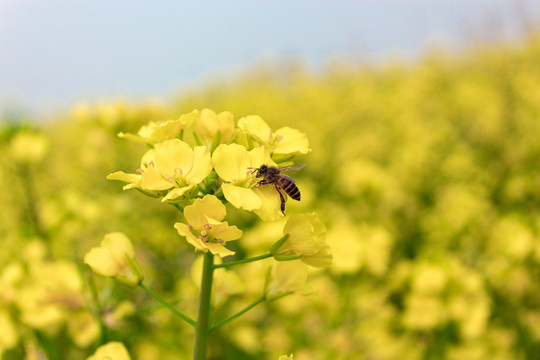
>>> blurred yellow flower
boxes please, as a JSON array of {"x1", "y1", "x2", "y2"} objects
[
  {"x1": 84, "y1": 232, "x2": 144, "y2": 288},
  {"x1": 67, "y1": 312, "x2": 100, "y2": 348},
  {"x1": 118, "y1": 110, "x2": 197, "y2": 144},
  {"x1": 273, "y1": 213, "x2": 332, "y2": 267},
  {"x1": 279, "y1": 354, "x2": 294, "y2": 360},
  {"x1": 174, "y1": 195, "x2": 242, "y2": 257},
  {"x1": 87, "y1": 341, "x2": 131, "y2": 360},
  {"x1": 212, "y1": 143, "x2": 283, "y2": 220},
  {"x1": 0, "y1": 309, "x2": 18, "y2": 356},
  {"x1": 9, "y1": 132, "x2": 49, "y2": 163},
  {"x1": 238, "y1": 115, "x2": 311, "y2": 159},
  {"x1": 266, "y1": 261, "x2": 308, "y2": 298},
  {"x1": 195, "y1": 108, "x2": 235, "y2": 149}
]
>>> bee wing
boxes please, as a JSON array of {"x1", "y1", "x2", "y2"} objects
[
  {"x1": 280, "y1": 164, "x2": 305, "y2": 172},
  {"x1": 280, "y1": 174, "x2": 297, "y2": 183}
]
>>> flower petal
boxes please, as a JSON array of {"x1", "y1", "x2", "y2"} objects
[
  {"x1": 174, "y1": 223, "x2": 207, "y2": 252},
  {"x1": 154, "y1": 139, "x2": 194, "y2": 179},
  {"x1": 213, "y1": 144, "x2": 250, "y2": 182},
  {"x1": 101, "y1": 232, "x2": 135, "y2": 262},
  {"x1": 161, "y1": 186, "x2": 194, "y2": 202},
  {"x1": 185, "y1": 146, "x2": 212, "y2": 184},
  {"x1": 141, "y1": 166, "x2": 173, "y2": 191},
  {"x1": 184, "y1": 195, "x2": 227, "y2": 228},
  {"x1": 84, "y1": 247, "x2": 121, "y2": 277},
  {"x1": 252, "y1": 186, "x2": 284, "y2": 221},
  {"x1": 273, "y1": 127, "x2": 311, "y2": 155},
  {"x1": 208, "y1": 221, "x2": 243, "y2": 241},
  {"x1": 238, "y1": 115, "x2": 272, "y2": 144},
  {"x1": 106, "y1": 171, "x2": 141, "y2": 188},
  {"x1": 204, "y1": 243, "x2": 235, "y2": 257},
  {"x1": 222, "y1": 184, "x2": 262, "y2": 211}
]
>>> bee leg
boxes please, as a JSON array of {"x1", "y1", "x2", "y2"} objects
[{"x1": 275, "y1": 184, "x2": 286, "y2": 215}]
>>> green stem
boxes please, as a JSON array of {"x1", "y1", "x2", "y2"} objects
[
  {"x1": 139, "y1": 283, "x2": 196, "y2": 327},
  {"x1": 213, "y1": 253, "x2": 272, "y2": 269},
  {"x1": 194, "y1": 252, "x2": 214, "y2": 360},
  {"x1": 210, "y1": 296, "x2": 266, "y2": 333}
]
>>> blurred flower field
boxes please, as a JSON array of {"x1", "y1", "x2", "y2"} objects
[{"x1": 1, "y1": 34, "x2": 540, "y2": 360}]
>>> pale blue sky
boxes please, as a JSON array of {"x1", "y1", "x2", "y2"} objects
[{"x1": 1, "y1": 0, "x2": 539, "y2": 115}]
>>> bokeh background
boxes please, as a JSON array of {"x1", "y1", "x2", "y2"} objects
[{"x1": 2, "y1": 1, "x2": 540, "y2": 359}]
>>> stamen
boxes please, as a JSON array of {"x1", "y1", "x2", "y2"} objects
[
  {"x1": 188, "y1": 224, "x2": 193, "y2": 230},
  {"x1": 136, "y1": 168, "x2": 144, "y2": 174},
  {"x1": 203, "y1": 223, "x2": 212, "y2": 230},
  {"x1": 200, "y1": 230, "x2": 207, "y2": 236}
]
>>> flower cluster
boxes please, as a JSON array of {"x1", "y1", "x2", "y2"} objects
[{"x1": 108, "y1": 109, "x2": 315, "y2": 255}]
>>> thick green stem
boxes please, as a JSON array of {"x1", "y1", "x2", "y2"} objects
[
  {"x1": 213, "y1": 253, "x2": 272, "y2": 269},
  {"x1": 194, "y1": 252, "x2": 214, "y2": 360},
  {"x1": 210, "y1": 295, "x2": 266, "y2": 332},
  {"x1": 139, "y1": 283, "x2": 196, "y2": 327}
]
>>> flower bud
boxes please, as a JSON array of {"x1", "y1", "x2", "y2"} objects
[
  {"x1": 84, "y1": 232, "x2": 143, "y2": 288},
  {"x1": 87, "y1": 341, "x2": 132, "y2": 360}
]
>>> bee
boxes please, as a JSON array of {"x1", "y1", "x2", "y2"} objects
[{"x1": 249, "y1": 164, "x2": 305, "y2": 215}]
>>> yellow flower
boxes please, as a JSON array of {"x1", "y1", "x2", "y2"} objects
[
  {"x1": 174, "y1": 195, "x2": 242, "y2": 257},
  {"x1": 107, "y1": 139, "x2": 212, "y2": 202},
  {"x1": 273, "y1": 213, "x2": 332, "y2": 267},
  {"x1": 9, "y1": 132, "x2": 49, "y2": 163},
  {"x1": 0, "y1": 309, "x2": 18, "y2": 356},
  {"x1": 279, "y1": 355, "x2": 294, "y2": 360},
  {"x1": 195, "y1": 108, "x2": 235, "y2": 150},
  {"x1": 212, "y1": 143, "x2": 283, "y2": 220},
  {"x1": 237, "y1": 115, "x2": 311, "y2": 159},
  {"x1": 87, "y1": 341, "x2": 131, "y2": 360},
  {"x1": 84, "y1": 232, "x2": 144, "y2": 288},
  {"x1": 265, "y1": 261, "x2": 308, "y2": 298},
  {"x1": 118, "y1": 110, "x2": 197, "y2": 145}
]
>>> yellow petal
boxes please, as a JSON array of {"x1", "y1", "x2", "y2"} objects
[
  {"x1": 185, "y1": 146, "x2": 212, "y2": 184},
  {"x1": 238, "y1": 115, "x2": 272, "y2": 143},
  {"x1": 161, "y1": 186, "x2": 194, "y2": 202},
  {"x1": 208, "y1": 221, "x2": 243, "y2": 241},
  {"x1": 302, "y1": 244, "x2": 333, "y2": 267},
  {"x1": 106, "y1": 171, "x2": 141, "y2": 186},
  {"x1": 141, "y1": 166, "x2": 173, "y2": 191},
  {"x1": 84, "y1": 247, "x2": 121, "y2": 277},
  {"x1": 101, "y1": 232, "x2": 135, "y2": 262},
  {"x1": 247, "y1": 146, "x2": 274, "y2": 168},
  {"x1": 154, "y1": 139, "x2": 194, "y2": 179},
  {"x1": 273, "y1": 127, "x2": 311, "y2": 155},
  {"x1": 205, "y1": 243, "x2": 235, "y2": 257},
  {"x1": 174, "y1": 223, "x2": 208, "y2": 252},
  {"x1": 87, "y1": 341, "x2": 132, "y2": 360},
  {"x1": 184, "y1": 195, "x2": 227, "y2": 228},
  {"x1": 213, "y1": 144, "x2": 250, "y2": 182},
  {"x1": 252, "y1": 186, "x2": 284, "y2": 221},
  {"x1": 222, "y1": 184, "x2": 262, "y2": 211}
]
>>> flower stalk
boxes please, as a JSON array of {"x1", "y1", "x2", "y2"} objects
[{"x1": 194, "y1": 252, "x2": 214, "y2": 360}]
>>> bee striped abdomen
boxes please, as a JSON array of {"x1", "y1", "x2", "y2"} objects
[{"x1": 278, "y1": 178, "x2": 301, "y2": 201}]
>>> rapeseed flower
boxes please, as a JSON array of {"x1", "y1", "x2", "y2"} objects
[
  {"x1": 107, "y1": 139, "x2": 212, "y2": 202},
  {"x1": 237, "y1": 115, "x2": 310, "y2": 161},
  {"x1": 195, "y1": 108, "x2": 235, "y2": 151},
  {"x1": 118, "y1": 110, "x2": 197, "y2": 145},
  {"x1": 174, "y1": 195, "x2": 242, "y2": 257},
  {"x1": 272, "y1": 213, "x2": 332, "y2": 267},
  {"x1": 212, "y1": 143, "x2": 283, "y2": 220}
]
